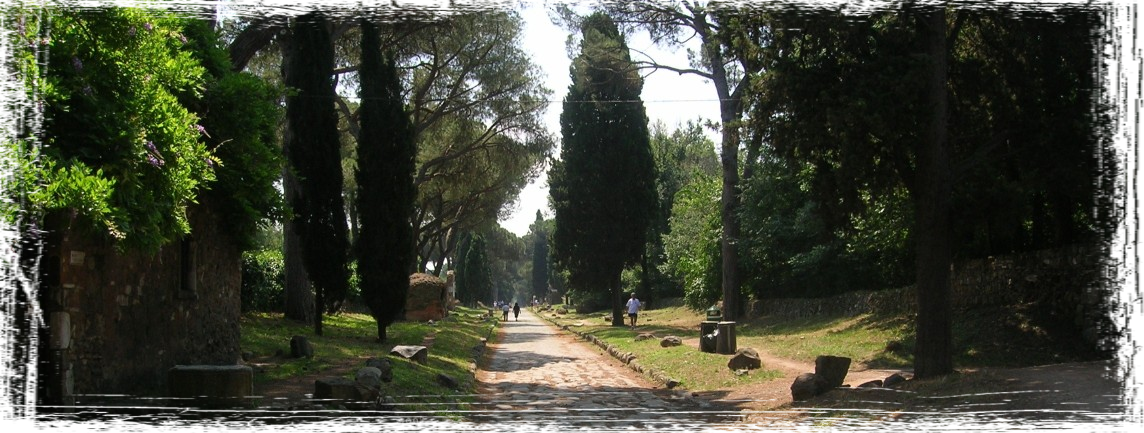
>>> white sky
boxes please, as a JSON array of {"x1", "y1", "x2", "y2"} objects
[{"x1": 497, "y1": 1, "x2": 720, "y2": 237}]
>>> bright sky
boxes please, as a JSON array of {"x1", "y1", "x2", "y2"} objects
[{"x1": 497, "y1": 1, "x2": 720, "y2": 237}]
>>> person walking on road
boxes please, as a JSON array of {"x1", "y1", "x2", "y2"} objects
[
  {"x1": 501, "y1": 302, "x2": 510, "y2": 321},
  {"x1": 626, "y1": 293, "x2": 641, "y2": 329},
  {"x1": 513, "y1": 302, "x2": 521, "y2": 321}
]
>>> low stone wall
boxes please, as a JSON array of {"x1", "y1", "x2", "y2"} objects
[{"x1": 757, "y1": 245, "x2": 1114, "y2": 346}]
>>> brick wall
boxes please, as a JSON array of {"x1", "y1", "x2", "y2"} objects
[{"x1": 46, "y1": 200, "x2": 241, "y2": 397}]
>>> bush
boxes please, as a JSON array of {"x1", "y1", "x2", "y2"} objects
[{"x1": 241, "y1": 250, "x2": 285, "y2": 312}]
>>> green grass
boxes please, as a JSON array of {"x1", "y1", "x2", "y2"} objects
[{"x1": 240, "y1": 307, "x2": 497, "y2": 413}]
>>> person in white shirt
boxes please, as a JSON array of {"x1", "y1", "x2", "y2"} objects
[{"x1": 625, "y1": 293, "x2": 641, "y2": 329}]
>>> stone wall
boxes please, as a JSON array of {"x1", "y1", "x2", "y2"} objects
[
  {"x1": 757, "y1": 245, "x2": 1113, "y2": 344},
  {"x1": 45, "y1": 200, "x2": 241, "y2": 397}
]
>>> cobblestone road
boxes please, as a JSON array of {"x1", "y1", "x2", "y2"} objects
[{"x1": 470, "y1": 308, "x2": 742, "y2": 429}]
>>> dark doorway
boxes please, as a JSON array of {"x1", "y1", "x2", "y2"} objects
[{"x1": 0, "y1": 237, "x2": 48, "y2": 433}]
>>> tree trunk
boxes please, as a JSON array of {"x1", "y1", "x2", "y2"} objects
[
  {"x1": 199, "y1": 0, "x2": 218, "y2": 29},
  {"x1": 611, "y1": 271, "x2": 625, "y2": 326},
  {"x1": 913, "y1": 7, "x2": 953, "y2": 379},
  {"x1": 280, "y1": 76, "x2": 315, "y2": 324},
  {"x1": 228, "y1": 17, "x2": 283, "y2": 72},
  {"x1": 377, "y1": 320, "x2": 388, "y2": 343},
  {"x1": 694, "y1": 9, "x2": 743, "y2": 321}
]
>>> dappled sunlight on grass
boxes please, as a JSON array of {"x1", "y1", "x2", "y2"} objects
[{"x1": 239, "y1": 306, "x2": 495, "y2": 413}]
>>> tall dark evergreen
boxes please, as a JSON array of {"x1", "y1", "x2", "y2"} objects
[
  {"x1": 284, "y1": 12, "x2": 349, "y2": 335},
  {"x1": 459, "y1": 234, "x2": 493, "y2": 306},
  {"x1": 355, "y1": 20, "x2": 417, "y2": 343},
  {"x1": 549, "y1": 12, "x2": 658, "y2": 326},
  {"x1": 530, "y1": 210, "x2": 549, "y2": 300}
]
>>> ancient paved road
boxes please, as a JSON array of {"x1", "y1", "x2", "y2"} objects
[{"x1": 471, "y1": 308, "x2": 743, "y2": 429}]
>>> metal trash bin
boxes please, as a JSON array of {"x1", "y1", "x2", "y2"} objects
[
  {"x1": 699, "y1": 321, "x2": 718, "y2": 353},
  {"x1": 716, "y1": 321, "x2": 737, "y2": 354}
]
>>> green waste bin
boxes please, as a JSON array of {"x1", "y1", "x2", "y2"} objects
[
  {"x1": 699, "y1": 321, "x2": 718, "y2": 353},
  {"x1": 716, "y1": 321, "x2": 737, "y2": 354}
]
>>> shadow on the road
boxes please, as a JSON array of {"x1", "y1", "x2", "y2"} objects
[
  {"x1": 480, "y1": 347, "x2": 576, "y2": 373},
  {"x1": 467, "y1": 380, "x2": 746, "y2": 426}
]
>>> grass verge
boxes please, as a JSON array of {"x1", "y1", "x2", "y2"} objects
[{"x1": 240, "y1": 306, "x2": 497, "y2": 414}]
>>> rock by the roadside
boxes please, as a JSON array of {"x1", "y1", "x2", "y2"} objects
[
  {"x1": 857, "y1": 379, "x2": 883, "y2": 388},
  {"x1": 727, "y1": 348, "x2": 762, "y2": 370},
  {"x1": 660, "y1": 336, "x2": 683, "y2": 347},
  {"x1": 814, "y1": 355, "x2": 852, "y2": 389},
  {"x1": 791, "y1": 372, "x2": 830, "y2": 401},
  {"x1": 290, "y1": 335, "x2": 313, "y2": 358},
  {"x1": 314, "y1": 377, "x2": 359, "y2": 401},
  {"x1": 436, "y1": 373, "x2": 459, "y2": 389},
  {"x1": 665, "y1": 379, "x2": 681, "y2": 389},
  {"x1": 241, "y1": 351, "x2": 254, "y2": 362},
  {"x1": 556, "y1": 308, "x2": 569, "y2": 314},
  {"x1": 390, "y1": 345, "x2": 429, "y2": 365},
  {"x1": 364, "y1": 357, "x2": 394, "y2": 382},
  {"x1": 635, "y1": 333, "x2": 656, "y2": 341},
  {"x1": 356, "y1": 367, "x2": 382, "y2": 389},
  {"x1": 883, "y1": 373, "x2": 907, "y2": 388}
]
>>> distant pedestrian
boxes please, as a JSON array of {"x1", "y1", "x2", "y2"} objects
[
  {"x1": 513, "y1": 302, "x2": 521, "y2": 321},
  {"x1": 626, "y1": 293, "x2": 641, "y2": 329},
  {"x1": 502, "y1": 303, "x2": 510, "y2": 321}
]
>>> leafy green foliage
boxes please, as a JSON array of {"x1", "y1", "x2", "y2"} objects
[
  {"x1": 241, "y1": 250, "x2": 285, "y2": 313},
  {"x1": 661, "y1": 174, "x2": 722, "y2": 310},
  {"x1": 38, "y1": 9, "x2": 214, "y2": 250},
  {"x1": 738, "y1": 158, "x2": 914, "y2": 299},
  {"x1": 180, "y1": 19, "x2": 285, "y2": 251}
]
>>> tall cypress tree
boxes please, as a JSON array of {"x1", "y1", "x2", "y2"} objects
[
  {"x1": 549, "y1": 12, "x2": 658, "y2": 326},
  {"x1": 531, "y1": 210, "x2": 549, "y2": 301},
  {"x1": 460, "y1": 234, "x2": 493, "y2": 306},
  {"x1": 355, "y1": 19, "x2": 417, "y2": 343},
  {"x1": 284, "y1": 12, "x2": 349, "y2": 335}
]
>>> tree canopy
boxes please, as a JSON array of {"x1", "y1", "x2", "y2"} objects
[{"x1": 19, "y1": 9, "x2": 283, "y2": 254}]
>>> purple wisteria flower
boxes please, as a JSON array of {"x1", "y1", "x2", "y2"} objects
[
  {"x1": 144, "y1": 140, "x2": 165, "y2": 167},
  {"x1": 28, "y1": 217, "x2": 38, "y2": 241},
  {"x1": 82, "y1": 85, "x2": 93, "y2": 96},
  {"x1": 143, "y1": 22, "x2": 153, "y2": 32},
  {"x1": 71, "y1": 56, "x2": 82, "y2": 73}
]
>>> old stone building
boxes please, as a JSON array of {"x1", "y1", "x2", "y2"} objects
[{"x1": 38, "y1": 198, "x2": 242, "y2": 404}]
